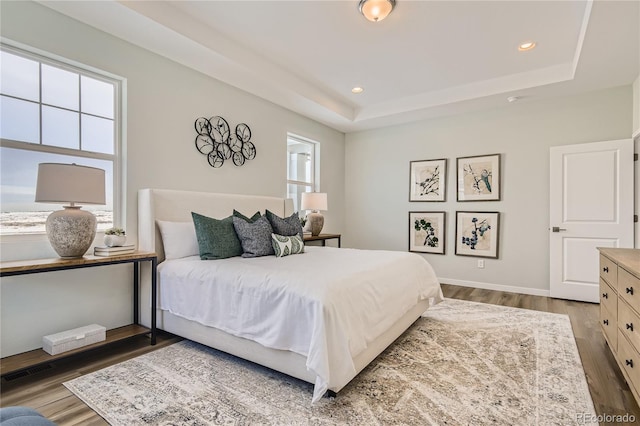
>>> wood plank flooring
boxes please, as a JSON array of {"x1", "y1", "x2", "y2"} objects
[
  {"x1": 1, "y1": 284, "x2": 638, "y2": 424},
  {"x1": 0, "y1": 333, "x2": 182, "y2": 425}
]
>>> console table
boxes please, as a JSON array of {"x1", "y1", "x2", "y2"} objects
[
  {"x1": 0, "y1": 251, "x2": 157, "y2": 378},
  {"x1": 303, "y1": 233, "x2": 341, "y2": 247}
]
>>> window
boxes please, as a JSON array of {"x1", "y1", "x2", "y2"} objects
[
  {"x1": 286, "y1": 134, "x2": 318, "y2": 212},
  {"x1": 0, "y1": 45, "x2": 121, "y2": 235}
]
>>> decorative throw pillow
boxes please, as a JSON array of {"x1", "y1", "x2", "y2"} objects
[
  {"x1": 232, "y1": 215, "x2": 275, "y2": 257},
  {"x1": 191, "y1": 212, "x2": 243, "y2": 260},
  {"x1": 233, "y1": 209, "x2": 261, "y2": 223},
  {"x1": 156, "y1": 220, "x2": 199, "y2": 259},
  {"x1": 265, "y1": 210, "x2": 303, "y2": 239},
  {"x1": 271, "y1": 234, "x2": 305, "y2": 258}
]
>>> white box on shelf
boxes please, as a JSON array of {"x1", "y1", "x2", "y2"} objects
[{"x1": 42, "y1": 324, "x2": 106, "y2": 355}]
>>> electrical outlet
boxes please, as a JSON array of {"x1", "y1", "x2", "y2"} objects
[{"x1": 477, "y1": 259, "x2": 485, "y2": 269}]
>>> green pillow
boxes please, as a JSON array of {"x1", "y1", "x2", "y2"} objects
[
  {"x1": 233, "y1": 209, "x2": 261, "y2": 223},
  {"x1": 191, "y1": 212, "x2": 243, "y2": 260}
]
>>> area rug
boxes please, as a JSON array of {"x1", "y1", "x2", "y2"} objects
[{"x1": 64, "y1": 299, "x2": 597, "y2": 425}]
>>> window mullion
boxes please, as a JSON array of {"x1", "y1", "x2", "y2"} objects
[
  {"x1": 38, "y1": 62, "x2": 42, "y2": 145},
  {"x1": 0, "y1": 139, "x2": 114, "y2": 161},
  {"x1": 78, "y1": 73, "x2": 82, "y2": 150}
]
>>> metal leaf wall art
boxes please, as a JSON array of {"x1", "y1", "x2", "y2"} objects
[{"x1": 194, "y1": 116, "x2": 256, "y2": 168}]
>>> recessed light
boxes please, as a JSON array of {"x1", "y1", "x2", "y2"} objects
[
  {"x1": 352, "y1": 87, "x2": 364, "y2": 94},
  {"x1": 518, "y1": 41, "x2": 536, "y2": 52},
  {"x1": 507, "y1": 96, "x2": 521, "y2": 103}
]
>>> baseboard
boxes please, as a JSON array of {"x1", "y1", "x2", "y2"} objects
[{"x1": 438, "y1": 277, "x2": 551, "y2": 297}]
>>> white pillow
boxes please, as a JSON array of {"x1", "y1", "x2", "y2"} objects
[{"x1": 156, "y1": 220, "x2": 199, "y2": 259}]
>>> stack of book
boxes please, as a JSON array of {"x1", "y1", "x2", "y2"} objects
[{"x1": 94, "y1": 244, "x2": 136, "y2": 257}]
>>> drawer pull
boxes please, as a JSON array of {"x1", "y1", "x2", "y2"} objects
[
  {"x1": 627, "y1": 359, "x2": 634, "y2": 368},
  {"x1": 602, "y1": 292, "x2": 608, "y2": 299},
  {"x1": 627, "y1": 323, "x2": 634, "y2": 331},
  {"x1": 627, "y1": 287, "x2": 634, "y2": 295},
  {"x1": 603, "y1": 266, "x2": 609, "y2": 273},
  {"x1": 603, "y1": 319, "x2": 609, "y2": 325}
]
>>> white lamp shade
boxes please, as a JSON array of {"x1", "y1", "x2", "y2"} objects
[
  {"x1": 35, "y1": 163, "x2": 106, "y2": 205},
  {"x1": 301, "y1": 192, "x2": 327, "y2": 211}
]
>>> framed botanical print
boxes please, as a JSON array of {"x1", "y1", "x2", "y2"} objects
[
  {"x1": 455, "y1": 211, "x2": 500, "y2": 258},
  {"x1": 456, "y1": 154, "x2": 501, "y2": 201},
  {"x1": 409, "y1": 158, "x2": 447, "y2": 201},
  {"x1": 409, "y1": 211, "x2": 446, "y2": 254}
]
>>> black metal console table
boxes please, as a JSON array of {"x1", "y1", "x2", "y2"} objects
[{"x1": 0, "y1": 251, "x2": 157, "y2": 377}]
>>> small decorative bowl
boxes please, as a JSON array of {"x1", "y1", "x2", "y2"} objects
[{"x1": 104, "y1": 234, "x2": 126, "y2": 247}]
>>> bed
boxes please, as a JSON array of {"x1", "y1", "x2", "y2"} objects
[{"x1": 137, "y1": 188, "x2": 443, "y2": 402}]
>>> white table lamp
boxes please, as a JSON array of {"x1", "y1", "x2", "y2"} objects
[
  {"x1": 301, "y1": 192, "x2": 327, "y2": 236},
  {"x1": 35, "y1": 163, "x2": 106, "y2": 258}
]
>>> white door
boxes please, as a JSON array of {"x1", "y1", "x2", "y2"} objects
[{"x1": 550, "y1": 139, "x2": 634, "y2": 302}]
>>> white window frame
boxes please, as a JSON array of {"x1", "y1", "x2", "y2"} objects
[
  {"x1": 0, "y1": 40, "x2": 125, "y2": 238},
  {"x1": 286, "y1": 133, "x2": 319, "y2": 211}
]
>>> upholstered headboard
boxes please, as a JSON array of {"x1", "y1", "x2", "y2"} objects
[{"x1": 138, "y1": 188, "x2": 294, "y2": 263}]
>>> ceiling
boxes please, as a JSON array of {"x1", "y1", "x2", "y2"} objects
[{"x1": 39, "y1": 0, "x2": 639, "y2": 133}]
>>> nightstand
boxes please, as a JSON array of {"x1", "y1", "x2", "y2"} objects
[{"x1": 303, "y1": 233, "x2": 341, "y2": 247}]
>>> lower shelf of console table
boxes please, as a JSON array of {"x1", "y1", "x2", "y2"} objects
[{"x1": 0, "y1": 324, "x2": 150, "y2": 378}]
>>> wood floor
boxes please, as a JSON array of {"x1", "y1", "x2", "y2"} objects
[{"x1": 1, "y1": 284, "x2": 639, "y2": 424}]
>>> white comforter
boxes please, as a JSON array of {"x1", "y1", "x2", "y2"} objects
[{"x1": 157, "y1": 246, "x2": 443, "y2": 402}]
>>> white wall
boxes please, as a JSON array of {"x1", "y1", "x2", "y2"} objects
[
  {"x1": 345, "y1": 87, "x2": 632, "y2": 295},
  {"x1": 633, "y1": 75, "x2": 640, "y2": 136},
  {"x1": 0, "y1": 1, "x2": 345, "y2": 356}
]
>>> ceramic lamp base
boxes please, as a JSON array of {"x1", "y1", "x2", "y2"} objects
[
  {"x1": 46, "y1": 206, "x2": 97, "y2": 258},
  {"x1": 306, "y1": 211, "x2": 324, "y2": 236}
]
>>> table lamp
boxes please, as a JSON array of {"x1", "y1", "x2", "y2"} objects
[
  {"x1": 301, "y1": 192, "x2": 327, "y2": 236},
  {"x1": 35, "y1": 163, "x2": 106, "y2": 258}
]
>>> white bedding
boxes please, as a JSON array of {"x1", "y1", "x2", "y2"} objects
[{"x1": 158, "y1": 246, "x2": 443, "y2": 401}]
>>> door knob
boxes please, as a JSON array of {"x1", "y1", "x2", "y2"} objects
[{"x1": 551, "y1": 227, "x2": 567, "y2": 232}]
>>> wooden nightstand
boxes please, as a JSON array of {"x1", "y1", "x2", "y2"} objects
[{"x1": 303, "y1": 233, "x2": 341, "y2": 247}]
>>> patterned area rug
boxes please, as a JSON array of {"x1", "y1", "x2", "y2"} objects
[{"x1": 64, "y1": 299, "x2": 597, "y2": 425}]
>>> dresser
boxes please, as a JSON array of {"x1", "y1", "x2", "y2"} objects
[{"x1": 599, "y1": 247, "x2": 640, "y2": 404}]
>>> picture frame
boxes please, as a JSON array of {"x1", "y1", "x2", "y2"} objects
[
  {"x1": 409, "y1": 158, "x2": 447, "y2": 202},
  {"x1": 409, "y1": 211, "x2": 446, "y2": 254},
  {"x1": 455, "y1": 211, "x2": 500, "y2": 258},
  {"x1": 456, "y1": 154, "x2": 501, "y2": 201}
]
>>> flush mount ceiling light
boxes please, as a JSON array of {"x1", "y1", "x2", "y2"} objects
[
  {"x1": 352, "y1": 87, "x2": 364, "y2": 94},
  {"x1": 358, "y1": 0, "x2": 396, "y2": 22},
  {"x1": 518, "y1": 41, "x2": 537, "y2": 51}
]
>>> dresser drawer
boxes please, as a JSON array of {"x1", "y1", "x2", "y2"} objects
[
  {"x1": 600, "y1": 278, "x2": 617, "y2": 314},
  {"x1": 617, "y1": 332, "x2": 640, "y2": 394},
  {"x1": 600, "y1": 254, "x2": 618, "y2": 287},
  {"x1": 620, "y1": 267, "x2": 640, "y2": 308},
  {"x1": 601, "y1": 304, "x2": 618, "y2": 351},
  {"x1": 619, "y1": 300, "x2": 640, "y2": 353}
]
